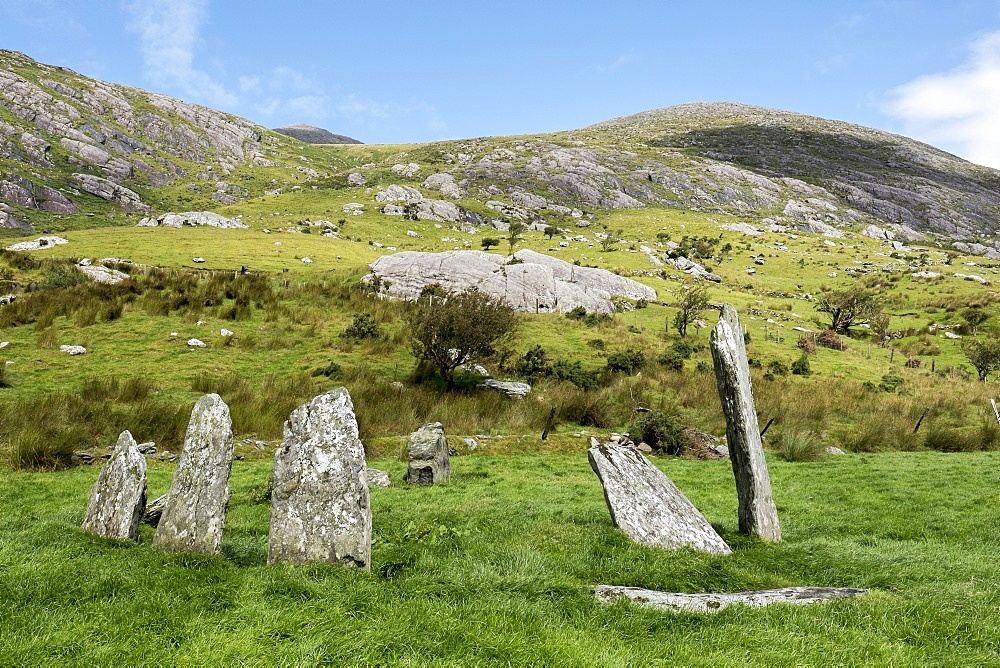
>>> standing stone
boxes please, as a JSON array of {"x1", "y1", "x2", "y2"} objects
[
  {"x1": 81, "y1": 430, "x2": 147, "y2": 541},
  {"x1": 406, "y1": 422, "x2": 450, "y2": 484},
  {"x1": 588, "y1": 443, "x2": 731, "y2": 554},
  {"x1": 153, "y1": 394, "x2": 235, "y2": 554},
  {"x1": 268, "y1": 388, "x2": 371, "y2": 567},
  {"x1": 710, "y1": 304, "x2": 781, "y2": 542}
]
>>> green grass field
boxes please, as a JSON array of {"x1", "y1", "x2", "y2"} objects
[{"x1": 1, "y1": 451, "x2": 997, "y2": 665}]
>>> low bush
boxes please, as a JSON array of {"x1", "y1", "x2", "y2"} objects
[
  {"x1": 817, "y1": 330, "x2": 846, "y2": 351},
  {"x1": 797, "y1": 334, "x2": 816, "y2": 354},
  {"x1": 606, "y1": 348, "x2": 645, "y2": 375},
  {"x1": 630, "y1": 409, "x2": 686, "y2": 454},
  {"x1": 344, "y1": 313, "x2": 381, "y2": 340},
  {"x1": 777, "y1": 429, "x2": 824, "y2": 462},
  {"x1": 791, "y1": 353, "x2": 811, "y2": 376}
]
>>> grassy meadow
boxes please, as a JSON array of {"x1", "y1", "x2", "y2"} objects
[
  {"x1": 1, "y1": 452, "x2": 998, "y2": 665},
  {"x1": 2, "y1": 138, "x2": 1000, "y2": 664}
]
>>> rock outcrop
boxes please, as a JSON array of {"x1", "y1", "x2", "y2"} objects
[
  {"x1": 137, "y1": 211, "x2": 247, "y2": 228},
  {"x1": 368, "y1": 249, "x2": 655, "y2": 313},
  {"x1": 268, "y1": 388, "x2": 371, "y2": 567}
]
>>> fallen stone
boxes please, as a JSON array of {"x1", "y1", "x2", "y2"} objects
[
  {"x1": 141, "y1": 493, "x2": 167, "y2": 526},
  {"x1": 59, "y1": 345, "x2": 87, "y2": 355},
  {"x1": 78, "y1": 263, "x2": 128, "y2": 284},
  {"x1": 824, "y1": 446, "x2": 846, "y2": 455},
  {"x1": 187, "y1": 338, "x2": 206, "y2": 348},
  {"x1": 406, "y1": 422, "x2": 450, "y2": 484},
  {"x1": 347, "y1": 172, "x2": 367, "y2": 186},
  {"x1": 665, "y1": 256, "x2": 722, "y2": 283},
  {"x1": 153, "y1": 394, "x2": 235, "y2": 554},
  {"x1": 710, "y1": 304, "x2": 781, "y2": 542},
  {"x1": 268, "y1": 388, "x2": 371, "y2": 567},
  {"x1": 593, "y1": 585, "x2": 866, "y2": 613},
  {"x1": 587, "y1": 442, "x2": 731, "y2": 554},
  {"x1": 81, "y1": 430, "x2": 147, "y2": 541}
]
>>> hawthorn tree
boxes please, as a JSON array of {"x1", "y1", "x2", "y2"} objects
[
  {"x1": 507, "y1": 221, "x2": 527, "y2": 255},
  {"x1": 406, "y1": 289, "x2": 518, "y2": 391},
  {"x1": 480, "y1": 237, "x2": 499, "y2": 251},
  {"x1": 816, "y1": 288, "x2": 883, "y2": 334},
  {"x1": 962, "y1": 337, "x2": 1000, "y2": 382},
  {"x1": 672, "y1": 284, "x2": 710, "y2": 338}
]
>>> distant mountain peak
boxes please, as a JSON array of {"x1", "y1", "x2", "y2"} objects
[{"x1": 272, "y1": 125, "x2": 362, "y2": 145}]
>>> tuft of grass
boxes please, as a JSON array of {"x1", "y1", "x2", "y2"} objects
[{"x1": 776, "y1": 429, "x2": 824, "y2": 462}]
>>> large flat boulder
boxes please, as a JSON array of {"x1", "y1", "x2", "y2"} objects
[{"x1": 368, "y1": 249, "x2": 655, "y2": 313}]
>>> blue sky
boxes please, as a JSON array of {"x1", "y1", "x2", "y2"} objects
[{"x1": 3, "y1": 1, "x2": 1000, "y2": 167}]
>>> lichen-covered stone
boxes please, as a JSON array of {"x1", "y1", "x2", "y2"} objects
[
  {"x1": 406, "y1": 422, "x2": 450, "y2": 485},
  {"x1": 152, "y1": 394, "x2": 234, "y2": 554},
  {"x1": 81, "y1": 430, "x2": 147, "y2": 541},
  {"x1": 267, "y1": 388, "x2": 371, "y2": 567},
  {"x1": 710, "y1": 304, "x2": 781, "y2": 542},
  {"x1": 588, "y1": 442, "x2": 731, "y2": 554}
]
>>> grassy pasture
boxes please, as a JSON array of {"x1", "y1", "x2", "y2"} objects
[{"x1": 0, "y1": 452, "x2": 997, "y2": 665}]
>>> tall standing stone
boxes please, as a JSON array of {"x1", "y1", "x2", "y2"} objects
[
  {"x1": 710, "y1": 304, "x2": 781, "y2": 542},
  {"x1": 406, "y1": 422, "x2": 450, "y2": 484},
  {"x1": 267, "y1": 388, "x2": 372, "y2": 567},
  {"x1": 81, "y1": 430, "x2": 147, "y2": 541},
  {"x1": 588, "y1": 442, "x2": 731, "y2": 554},
  {"x1": 153, "y1": 394, "x2": 235, "y2": 554}
]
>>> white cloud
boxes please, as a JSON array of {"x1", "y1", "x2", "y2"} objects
[
  {"x1": 885, "y1": 31, "x2": 1000, "y2": 169},
  {"x1": 593, "y1": 51, "x2": 639, "y2": 74},
  {"x1": 122, "y1": 0, "x2": 238, "y2": 108}
]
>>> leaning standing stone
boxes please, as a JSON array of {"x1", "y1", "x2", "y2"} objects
[
  {"x1": 81, "y1": 430, "x2": 147, "y2": 541},
  {"x1": 588, "y1": 442, "x2": 731, "y2": 554},
  {"x1": 268, "y1": 388, "x2": 371, "y2": 567},
  {"x1": 153, "y1": 394, "x2": 235, "y2": 554},
  {"x1": 710, "y1": 304, "x2": 781, "y2": 542},
  {"x1": 406, "y1": 422, "x2": 450, "y2": 484}
]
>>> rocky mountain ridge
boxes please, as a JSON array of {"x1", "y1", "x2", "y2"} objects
[
  {"x1": 2, "y1": 51, "x2": 999, "y2": 257},
  {"x1": 272, "y1": 124, "x2": 362, "y2": 145}
]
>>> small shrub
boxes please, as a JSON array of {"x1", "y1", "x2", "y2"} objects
[
  {"x1": 344, "y1": 313, "x2": 381, "y2": 340},
  {"x1": 777, "y1": 430, "x2": 824, "y2": 462},
  {"x1": 630, "y1": 409, "x2": 686, "y2": 454},
  {"x1": 513, "y1": 345, "x2": 552, "y2": 378},
  {"x1": 312, "y1": 362, "x2": 343, "y2": 378},
  {"x1": 878, "y1": 374, "x2": 904, "y2": 393},
  {"x1": 606, "y1": 348, "x2": 645, "y2": 375},
  {"x1": 816, "y1": 330, "x2": 846, "y2": 351},
  {"x1": 791, "y1": 353, "x2": 811, "y2": 376},
  {"x1": 767, "y1": 360, "x2": 789, "y2": 376},
  {"x1": 635, "y1": 298, "x2": 648, "y2": 309},
  {"x1": 696, "y1": 360, "x2": 711, "y2": 373},
  {"x1": 586, "y1": 339, "x2": 606, "y2": 350},
  {"x1": 627, "y1": 325, "x2": 641, "y2": 334},
  {"x1": 797, "y1": 334, "x2": 816, "y2": 354},
  {"x1": 583, "y1": 312, "x2": 612, "y2": 327},
  {"x1": 658, "y1": 349, "x2": 685, "y2": 371},
  {"x1": 565, "y1": 306, "x2": 587, "y2": 321},
  {"x1": 551, "y1": 359, "x2": 601, "y2": 390}
]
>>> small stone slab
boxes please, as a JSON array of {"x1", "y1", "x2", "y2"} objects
[
  {"x1": 153, "y1": 394, "x2": 234, "y2": 554},
  {"x1": 81, "y1": 430, "x2": 147, "y2": 541},
  {"x1": 406, "y1": 422, "x2": 450, "y2": 484},
  {"x1": 141, "y1": 493, "x2": 167, "y2": 526},
  {"x1": 593, "y1": 585, "x2": 867, "y2": 613},
  {"x1": 587, "y1": 443, "x2": 731, "y2": 554},
  {"x1": 268, "y1": 388, "x2": 372, "y2": 567},
  {"x1": 710, "y1": 304, "x2": 781, "y2": 542}
]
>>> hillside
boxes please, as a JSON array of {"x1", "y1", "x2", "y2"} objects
[
  {"x1": 2, "y1": 50, "x2": 1000, "y2": 260},
  {"x1": 272, "y1": 124, "x2": 362, "y2": 145}
]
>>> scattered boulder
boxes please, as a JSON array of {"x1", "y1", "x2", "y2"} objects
[
  {"x1": 152, "y1": 394, "x2": 235, "y2": 554},
  {"x1": 665, "y1": 256, "x2": 722, "y2": 283},
  {"x1": 710, "y1": 304, "x2": 781, "y2": 542},
  {"x1": 406, "y1": 422, "x2": 450, "y2": 485},
  {"x1": 187, "y1": 338, "x2": 206, "y2": 348},
  {"x1": 479, "y1": 379, "x2": 531, "y2": 399},
  {"x1": 824, "y1": 446, "x2": 846, "y2": 455},
  {"x1": 347, "y1": 172, "x2": 367, "y2": 186},
  {"x1": 365, "y1": 468, "x2": 391, "y2": 488},
  {"x1": 59, "y1": 345, "x2": 87, "y2": 355},
  {"x1": 268, "y1": 388, "x2": 372, "y2": 567},
  {"x1": 81, "y1": 430, "x2": 148, "y2": 541},
  {"x1": 593, "y1": 585, "x2": 866, "y2": 613},
  {"x1": 77, "y1": 261, "x2": 128, "y2": 284},
  {"x1": 137, "y1": 211, "x2": 247, "y2": 229},
  {"x1": 375, "y1": 184, "x2": 423, "y2": 203},
  {"x1": 391, "y1": 162, "x2": 420, "y2": 178},
  {"x1": 588, "y1": 441, "x2": 731, "y2": 554}
]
